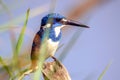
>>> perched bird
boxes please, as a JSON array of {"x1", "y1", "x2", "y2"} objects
[{"x1": 31, "y1": 13, "x2": 89, "y2": 69}]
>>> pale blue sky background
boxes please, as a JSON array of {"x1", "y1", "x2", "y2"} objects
[{"x1": 0, "y1": 0, "x2": 120, "y2": 80}]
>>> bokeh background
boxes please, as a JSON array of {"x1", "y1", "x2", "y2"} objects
[{"x1": 0, "y1": 0, "x2": 120, "y2": 80}]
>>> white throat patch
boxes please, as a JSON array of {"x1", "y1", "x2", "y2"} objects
[
  {"x1": 54, "y1": 27, "x2": 61, "y2": 37},
  {"x1": 54, "y1": 25, "x2": 64, "y2": 37}
]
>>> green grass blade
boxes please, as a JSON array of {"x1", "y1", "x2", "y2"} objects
[
  {"x1": 33, "y1": 28, "x2": 50, "y2": 80},
  {"x1": 49, "y1": 0, "x2": 57, "y2": 13},
  {"x1": 58, "y1": 28, "x2": 84, "y2": 61},
  {"x1": 13, "y1": 9, "x2": 30, "y2": 65},
  {"x1": 0, "y1": 56, "x2": 12, "y2": 77},
  {"x1": 0, "y1": 0, "x2": 10, "y2": 13},
  {"x1": 56, "y1": 44, "x2": 64, "y2": 52},
  {"x1": 98, "y1": 61, "x2": 112, "y2": 80},
  {"x1": 0, "y1": 0, "x2": 13, "y2": 19},
  {"x1": 34, "y1": 1, "x2": 57, "y2": 79},
  {"x1": 0, "y1": 4, "x2": 48, "y2": 31}
]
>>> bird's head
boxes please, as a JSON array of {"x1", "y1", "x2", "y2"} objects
[{"x1": 41, "y1": 13, "x2": 89, "y2": 29}]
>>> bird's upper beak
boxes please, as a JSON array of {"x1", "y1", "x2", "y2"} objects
[{"x1": 61, "y1": 18, "x2": 89, "y2": 28}]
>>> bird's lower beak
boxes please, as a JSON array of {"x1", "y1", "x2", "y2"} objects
[{"x1": 61, "y1": 19, "x2": 89, "y2": 28}]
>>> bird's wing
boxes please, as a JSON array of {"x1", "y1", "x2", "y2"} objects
[{"x1": 31, "y1": 31, "x2": 42, "y2": 60}]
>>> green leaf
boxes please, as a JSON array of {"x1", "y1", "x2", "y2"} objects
[
  {"x1": 98, "y1": 61, "x2": 112, "y2": 80},
  {"x1": 33, "y1": 37, "x2": 48, "y2": 80},
  {"x1": 13, "y1": 8, "x2": 30, "y2": 65},
  {"x1": 0, "y1": 56, "x2": 12, "y2": 77}
]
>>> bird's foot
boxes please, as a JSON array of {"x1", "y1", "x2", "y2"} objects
[{"x1": 51, "y1": 56, "x2": 62, "y2": 68}]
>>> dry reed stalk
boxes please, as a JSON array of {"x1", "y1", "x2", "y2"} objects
[{"x1": 42, "y1": 58, "x2": 71, "y2": 80}]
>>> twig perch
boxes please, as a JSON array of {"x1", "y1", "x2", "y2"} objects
[
  {"x1": 18, "y1": 57, "x2": 71, "y2": 80},
  {"x1": 42, "y1": 57, "x2": 71, "y2": 80}
]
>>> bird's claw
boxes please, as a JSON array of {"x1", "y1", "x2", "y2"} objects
[{"x1": 51, "y1": 56, "x2": 62, "y2": 68}]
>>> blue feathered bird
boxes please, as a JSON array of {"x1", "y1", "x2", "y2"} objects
[{"x1": 31, "y1": 13, "x2": 89, "y2": 69}]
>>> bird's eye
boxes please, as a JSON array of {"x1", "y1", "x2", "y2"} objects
[{"x1": 55, "y1": 18, "x2": 61, "y2": 22}]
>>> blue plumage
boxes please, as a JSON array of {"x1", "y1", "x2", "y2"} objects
[
  {"x1": 39, "y1": 13, "x2": 64, "y2": 42},
  {"x1": 37, "y1": 26, "x2": 62, "y2": 42},
  {"x1": 31, "y1": 13, "x2": 89, "y2": 69},
  {"x1": 49, "y1": 25, "x2": 62, "y2": 42},
  {"x1": 41, "y1": 13, "x2": 65, "y2": 26}
]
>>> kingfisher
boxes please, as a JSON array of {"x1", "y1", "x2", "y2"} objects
[{"x1": 30, "y1": 13, "x2": 89, "y2": 69}]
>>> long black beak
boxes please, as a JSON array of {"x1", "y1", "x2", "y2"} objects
[{"x1": 61, "y1": 19, "x2": 89, "y2": 28}]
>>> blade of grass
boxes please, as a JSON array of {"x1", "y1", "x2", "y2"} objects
[
  {"x1": 33, "y1": 42, "x2": 47, "y2": 80},
  {"x1": 33, "y1": 24, "x2": 51, "y2": 80},
  {"x1": 12, "y1": 8, "x2": 30, "y2": 67},
  {"x1": 58, "y1": 28, "x2": 84, "y2": 61},
  {"x1": 98, "y1": 61, "x2": 112, "y2": 80},
  {"x1": 0, "y1": 3, "x2": 49, "y2": 32},
  {"x1": 56, "y1": 44, "x2": 64, "y2": 52},
  {"x1": 0, "y1": 56, "x2": 12, "y2": 77},
  {"x1": 49, "y1": 0, "x2": 57, "y2": 13},
  {"x1": 58, "y1": 0, "x2": 106, "y2": 61},
  {"x1": 0, "y1": 0, "x2": 12, "y2": 16},
  {"x1": 34, "y1": 1, "x2": 57, "y2": 80}
]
